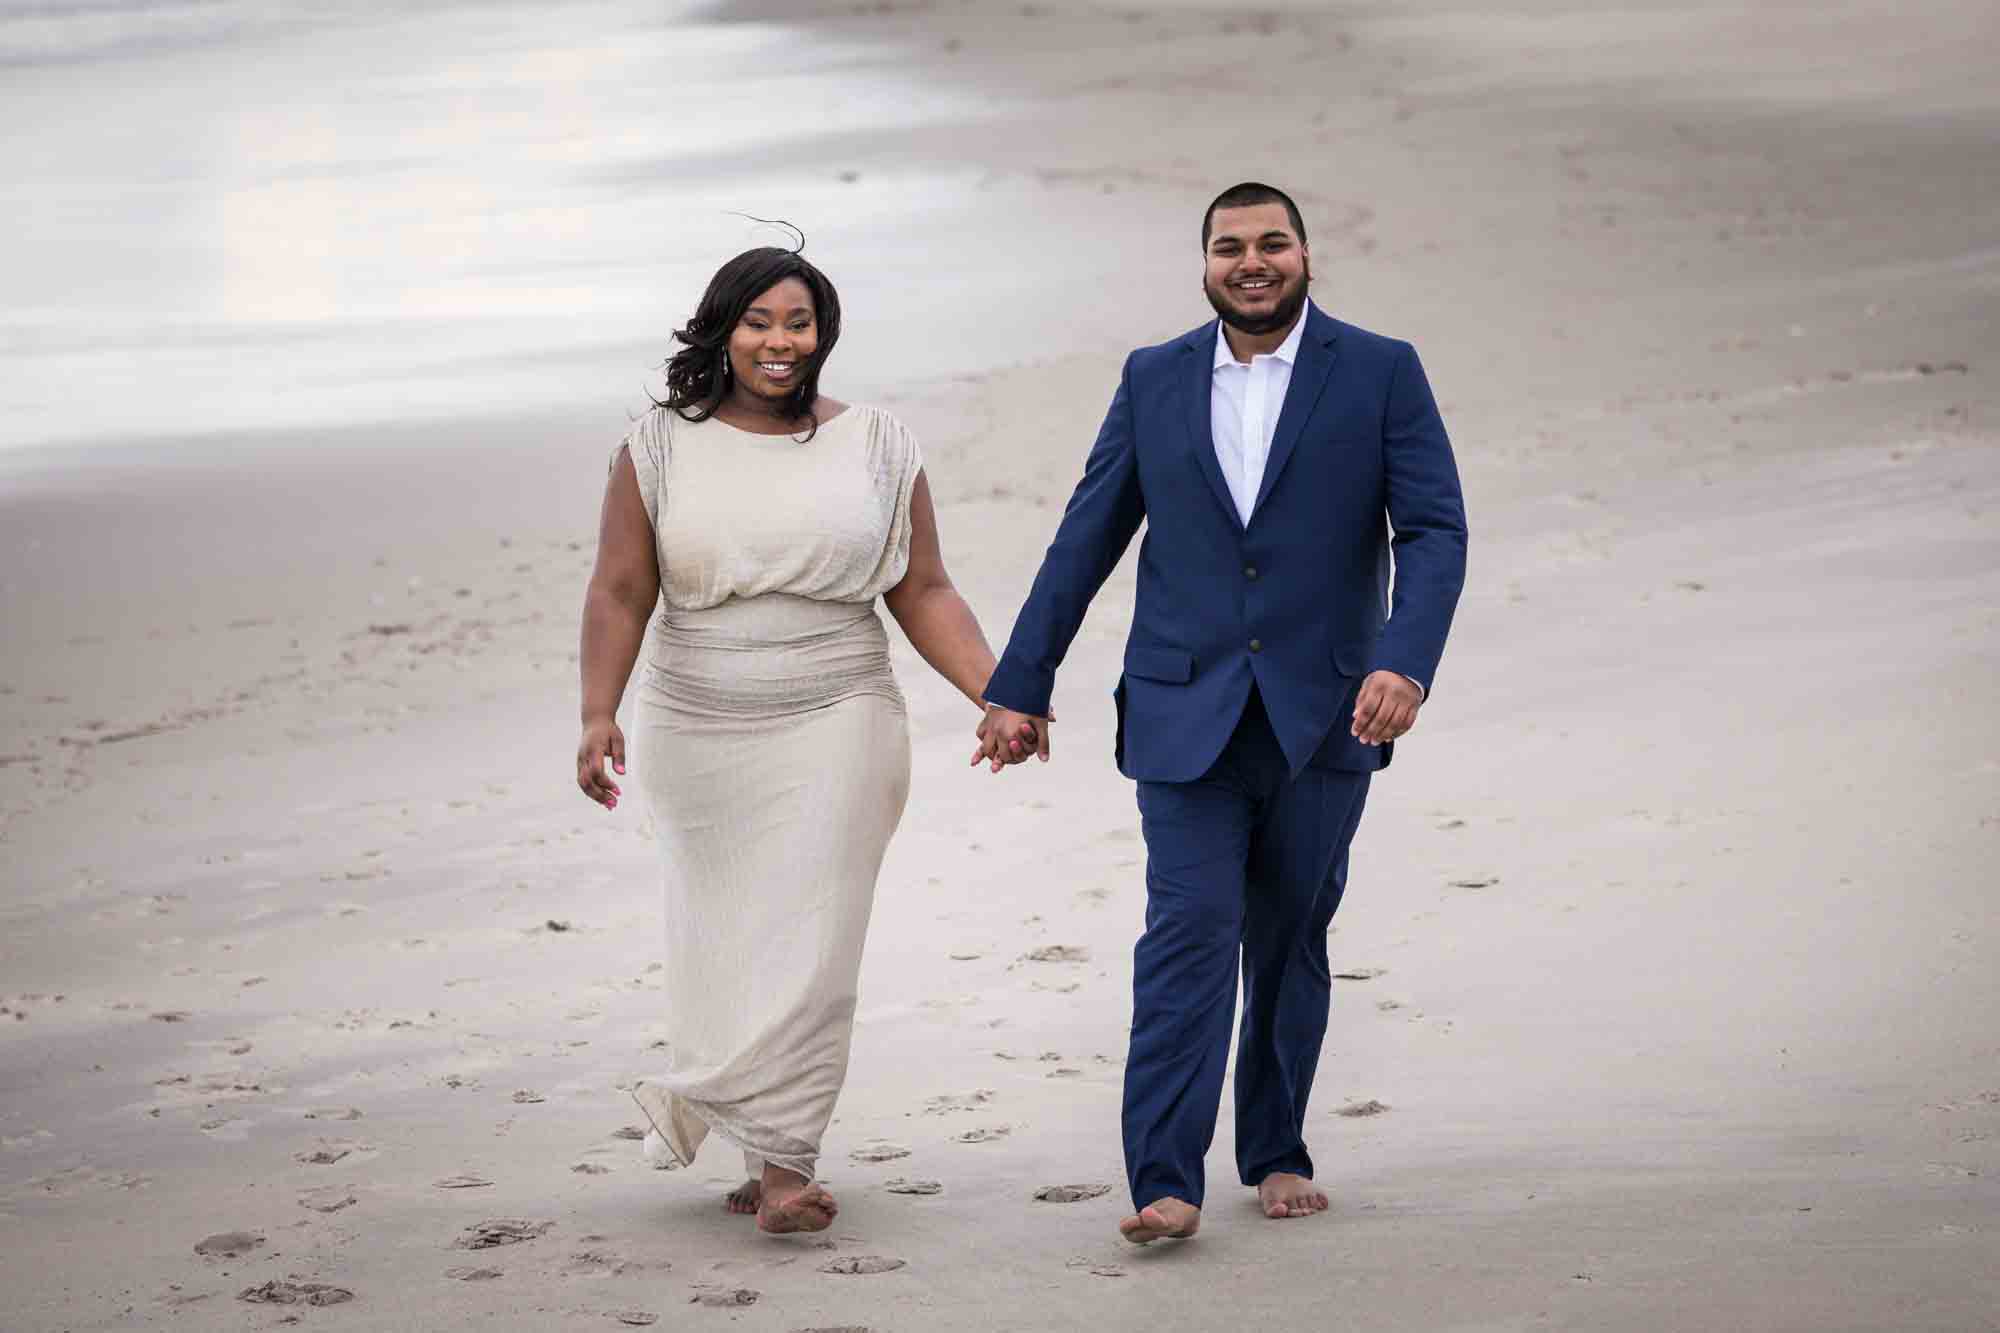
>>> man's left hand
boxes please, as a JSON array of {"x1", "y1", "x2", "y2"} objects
[{"x1": 1351, "y1": 671, "x2": 1423, "y2": 745}]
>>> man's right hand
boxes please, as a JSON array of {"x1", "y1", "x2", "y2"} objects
[{"x1": 972, "y1": 705, "x2": 1050, "y2": 772}]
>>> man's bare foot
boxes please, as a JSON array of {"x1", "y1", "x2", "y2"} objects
[
  {"x1": 1256, "y1": 1172, "x2": 1328, "y2": 1219},
  {"x1": 1118, "y1": 1197, "x2": 1201, "y2": 1244},
  {"x1": 756, "y1": 1166, "x2": 837, "y2": 1235},
  {"x1": 723, "y1": 1179, "x2": 761, "y2": 1216}
]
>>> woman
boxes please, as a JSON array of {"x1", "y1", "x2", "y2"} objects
[{"x1": 575, "y1": 244, "x2": 1035, "y2": 1234}]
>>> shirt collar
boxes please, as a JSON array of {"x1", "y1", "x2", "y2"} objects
[{"x1": 1213, "y1": 299, "x2": 1312, "y2": 371}]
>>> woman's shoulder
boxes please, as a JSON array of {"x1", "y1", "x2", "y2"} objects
[
  {"x1": 838, "y1": 403, "x2": 921, "y2": 464},
  {"x1": 834, "y1": 402, "x2": 916, "y2": 442},
  {"x1": 627, "y1": 401, "x2": 738, "y2": 457},
  {"x1": 623, "y1": 402, "x2": 677, "y2": 448}
]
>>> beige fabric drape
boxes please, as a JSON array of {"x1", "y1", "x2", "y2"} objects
[{"x1": 615, "y1": 406, "x2": 920, "y2": 1180}]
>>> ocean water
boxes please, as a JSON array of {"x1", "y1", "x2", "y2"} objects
[{"x1": 0, "y1": 1, "x2": 992, "y2": 452}]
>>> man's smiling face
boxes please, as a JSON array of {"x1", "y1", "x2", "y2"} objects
[{"x1": 1202, "y1": 202, "x2": 1311, "y2": 337}]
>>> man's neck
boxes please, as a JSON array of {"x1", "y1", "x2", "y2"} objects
[{"x1": 1220, "y1": 308, "x2": 1303, "y2": 363}]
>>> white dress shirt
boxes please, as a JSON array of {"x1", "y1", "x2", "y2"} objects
[{"x1": 1210, "y1": 301, "x2": 1310, "y2": 526}]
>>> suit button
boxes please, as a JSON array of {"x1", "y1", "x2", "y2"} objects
[
  {"x1": 1244, "y1": 565, "x2": 1258, "y2": 580},
  {"x1": 1249, "y1": 639, "x2": 1263, "y2": 653}
]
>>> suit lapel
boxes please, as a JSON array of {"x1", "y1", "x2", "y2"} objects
[
  {"x1": 1180, "y1": 324, "x2": 1243, "y2": 533},
  {"x1": 1251, "y1": 307, "x2": 1340, "y2": 518}
]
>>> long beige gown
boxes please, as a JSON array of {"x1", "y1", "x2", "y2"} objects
[{"x1": 618, "y1": 403, "x2": 919, "y2": 1183}]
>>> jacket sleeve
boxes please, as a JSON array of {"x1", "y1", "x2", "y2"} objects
[
  {"x1": 982, "y1": 354, "x2": 1148, "y2": 717},
  {"x1": 1370, "y1": 342, "x2": 1468, "y2": 694}
]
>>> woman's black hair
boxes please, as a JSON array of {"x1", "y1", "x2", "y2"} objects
[{"x1": 657, "y1": 231, "x2": 841, "y2": 439}]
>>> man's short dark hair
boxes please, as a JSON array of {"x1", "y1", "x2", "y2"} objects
[{"x1": 1201, "y1": 182, "x2": 1308, "y2": 249}]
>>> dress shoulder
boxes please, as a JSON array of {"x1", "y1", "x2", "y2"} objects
[
  {"x1": 849, "y1": 405, "x2": 925, "y2": 597},
  {"x1": 611, "y1": 406, "x2": 673, "y2": 528},
  {"x1": 852, "y1": 404, "x2": 922, "y2": 475}
]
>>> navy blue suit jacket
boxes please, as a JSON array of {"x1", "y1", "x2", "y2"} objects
[{"x1": 984, "y1": 304, "x2": 1468, "y2": 782}]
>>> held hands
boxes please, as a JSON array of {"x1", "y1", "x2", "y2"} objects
[
  {"x1": 971, "y1": 704, "x2": 1052, "y2": 773},
  {"x1": 1351, "y1": 671, "x2": 1423, "y2": 746},
  {"x1": 576, "y1": 717, "x2": 626, "y2": 809}
]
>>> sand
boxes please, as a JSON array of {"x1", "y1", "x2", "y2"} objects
[{"x1": 3, "y1": 2, "x2": 1997, "y2": 1329}]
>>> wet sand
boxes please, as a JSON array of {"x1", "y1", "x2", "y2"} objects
[{"x1": 3, "y1": 2, "x2": 1998, "y2": 1329}]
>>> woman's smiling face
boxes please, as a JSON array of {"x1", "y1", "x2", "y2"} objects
[{"x1": 728, "y1": 276, "x2": 818, "y2": 402}]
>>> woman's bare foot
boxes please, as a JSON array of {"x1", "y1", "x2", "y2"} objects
[
  {"x1": 723, "y1": 1179, "x2": 762, "y2": 1216},
  {"x1": 755, "y1": 1165, "x2": 837, "y2": 1235},
  {"x1": 1256, "y1": 1172, "x2": 1328, "y2": 1219},
  {"x1": 1118, "y1": 1196, "x2": 1201, "y2": 1244}
]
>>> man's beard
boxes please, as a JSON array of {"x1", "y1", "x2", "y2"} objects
[{"x1": 1205, "y1": 266, "x2": 1310, "y2": 336}]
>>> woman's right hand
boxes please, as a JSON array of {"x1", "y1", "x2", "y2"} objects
[{"x1": 577, "y1": 718, "x2": 626, "y2": 809}]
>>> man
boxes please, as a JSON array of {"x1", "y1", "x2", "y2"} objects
[{"x1": 976, "y1": 182, "x2": 1468, "y2": 1245}]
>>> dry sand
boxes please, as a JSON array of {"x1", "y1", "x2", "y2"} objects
[{"x1": 3, "y1": 2, "x2": 1998, "y2": 1329}]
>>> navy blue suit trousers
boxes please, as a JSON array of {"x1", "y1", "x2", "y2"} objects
[{"x1": 1125, "y1": 687, "x2": 1369, "y2": 1210}]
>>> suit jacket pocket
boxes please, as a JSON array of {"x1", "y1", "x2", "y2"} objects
[{"x1": 1124, "y1": 646, "x2": 1194, "y2": 683}]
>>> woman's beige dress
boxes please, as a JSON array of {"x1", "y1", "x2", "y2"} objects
[{"x1": 618, "y1": 403, "x2": 918, "y2": 1182}]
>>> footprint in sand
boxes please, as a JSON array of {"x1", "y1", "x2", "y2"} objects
[
  {"x1": 883, "y1": 1178, "x2": 942, "y2": 1195},
  {"x1": 611, "y1": 1313, "x2": 658, "y2": 1327},
  {"x1": 952, "y1": 1126, "x2": 1011, "y2": 1144},
  {"x1": 1065, "y1": 1258, "x2": 1126, "y2": 1277},
  {"x1": 446, "y1": 1266, "x2": 503, "y2": 1282},
  {"x1": 194, "y1": 1231, "x2": 264, "y2": 1258},
  {"x1": 1034, "y1": 1184, "x2": 1112, "y2": 1203},
  {"x1": 562, "y1": 1249, "x2": 646, "y2": 1278},
  {"x1": 154, "y1": 1286, "x2": 213, "y2": 1310},
  {"x1": 296, "y1": 1147, "x2": 351, "y2": 1166},
  {"x1": 299, "y1": 1186, "x2": 358, "y2": 1213},
  {"x1": 922, "y1": 1090, "x2": 994, "y2": 1115},
  {"x1": 456, "y1": 1219, "x2": 553, "y2": 1249},
  {"x1": 610, "y1": 1126, "x2": 646, "y2": 1141},
  {"x1": 237, "y1": 1280, "x2": 354, "y2": 1307},
  {"x1": 434, "y1": 1174, "x2": 494, "y2": 1189},
  {"x1": 1023, "y1": 944, "x2": 1089, "y2": 964},
  {"x1": 1336, "y1": 1099, "x2": 1390, "y2": 1118},
  {"x1": 1333, "y1": 967, "x2": 1386, "y2": 981},
  {"x1": 848, "y1": 1142, "x2": 911, "y2": 1163},
  {"x1": 820, "y1": 1256, "x2": 906, "y2": 1275},
  {"x1": 690, "y1": 1288, "x2": 758, "y2": 1307},
  {"x1": 28, "y1": 1165, "x2": 150, "y2": 1196}
]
